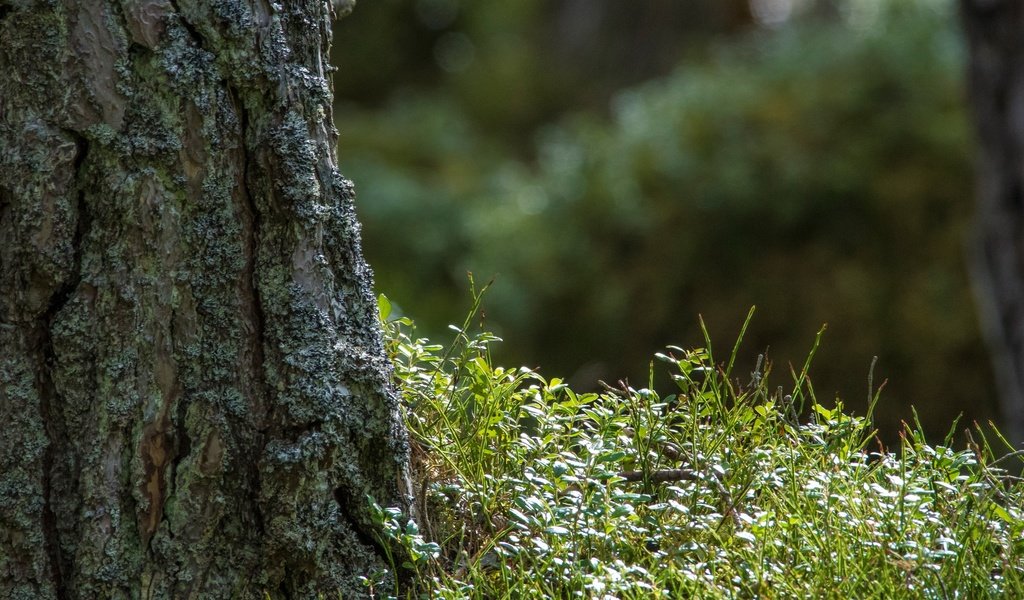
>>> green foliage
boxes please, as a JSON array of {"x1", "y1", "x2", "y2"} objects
[
  {"x1": 367, "y1": 300, "x2": 1024, "y2": 599},
  {"x1": 340, "y1": 2, "x2": 994, "y2": 438}
]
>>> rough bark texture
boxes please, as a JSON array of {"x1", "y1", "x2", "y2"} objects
[
  {"x1": 0, "y1": 1, "x2": 410, "y2": 597},
  {"x1": 960, "y1": 0, "x2": 1024, "y2": 448}
]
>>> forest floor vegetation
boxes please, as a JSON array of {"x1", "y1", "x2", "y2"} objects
[{"x1": 362, "y1": 291, "x2": 1024, "y2": 599}]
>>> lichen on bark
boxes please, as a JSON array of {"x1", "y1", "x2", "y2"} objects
[{"x1": 0, "y1": 1, "x2": 409, "y2": 598}]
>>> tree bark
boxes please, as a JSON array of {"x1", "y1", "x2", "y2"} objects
[
  {"x1": 960, "y1": 0, "x2": 1024, "y2": 448},
  {"x1": 0, "y1": 1, "x2": 410, "y2": 597}
]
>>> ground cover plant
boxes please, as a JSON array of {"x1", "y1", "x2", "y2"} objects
[{"x1": 365, "y1": 293, "x2": 1024, "y2": 599}]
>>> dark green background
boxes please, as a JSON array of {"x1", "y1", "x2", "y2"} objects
[{"x1": 331, "y1": 0, "x2": 995, "y2": 441}]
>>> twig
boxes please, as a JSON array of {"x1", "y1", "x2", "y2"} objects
[
  {"x1": 617, "y1": 469, "x2": 697, "y2": 483},
  {"x1": 598, "y1": 380, "x2": 630, "y2": 398}
]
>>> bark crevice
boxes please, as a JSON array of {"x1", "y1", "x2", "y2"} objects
[
  {"x1": 37, "y1": 131, "x2": 90, "y2": 600},
  {"x1": 236, "y1": 86, "x2": 270, "y2": 538},
  {"x1": 333, "y1": 484, "x2": 390, "y2": 561}
]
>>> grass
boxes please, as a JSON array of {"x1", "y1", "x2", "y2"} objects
[{"x1": 364, "y1": 294, "x2": 1024, "y2": 599}]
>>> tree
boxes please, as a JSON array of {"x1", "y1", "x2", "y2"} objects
[
  {"x1": 0, "y1": 1, "x2": 410, "y2": 597},
  {"x1": 960, "y1": 0, "x2": 1024, "y2": 448}
]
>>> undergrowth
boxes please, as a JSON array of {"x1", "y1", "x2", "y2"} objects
[{"x1": 364, "y1": 292, "x2": 1024, "y2": 599}]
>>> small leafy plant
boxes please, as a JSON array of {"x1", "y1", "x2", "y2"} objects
[{"x1": 371, "y1": 294, "x2": 1024, "y2": 599}]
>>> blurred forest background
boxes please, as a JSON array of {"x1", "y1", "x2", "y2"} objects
[{"x1": 330, "y1": 0, "x2": 995, "y2": 441}]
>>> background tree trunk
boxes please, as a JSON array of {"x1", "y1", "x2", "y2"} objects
[
  {"x1": 0, "y1": 1, "x2": 409, "y2": 597},
  {"x1": 960, "y1": 0, "x2": 1024, "y2": 448}
]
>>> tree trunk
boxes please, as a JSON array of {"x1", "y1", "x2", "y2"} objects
[
  {"x1": 960, "y1": 0, "x2": 1024, "y2": 448},
  {"x1": 0, "y1": 1, "x2": 410, "y2": 597}
]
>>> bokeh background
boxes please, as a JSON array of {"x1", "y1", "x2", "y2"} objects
[{"x1": 330, "y1": 0, "x2": 997, "y2": 441}]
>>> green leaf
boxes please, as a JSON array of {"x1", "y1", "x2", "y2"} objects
[
  {"x1": 812, "y1": 403, "x2": 833, "y2": 420},
  {"x1": 377, "y1": 293, "x2": 392, "y2": 321},
  {"x1": 596, "y1": 450, "x2": 627, "y2": 464}
]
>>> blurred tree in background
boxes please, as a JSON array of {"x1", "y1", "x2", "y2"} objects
[
  {"x1": 960, "y1": 0, "x2": 1024, "y2": 447},
  {"x1": 332, "y1": 0, "x2": 996, "y2": 440}
]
